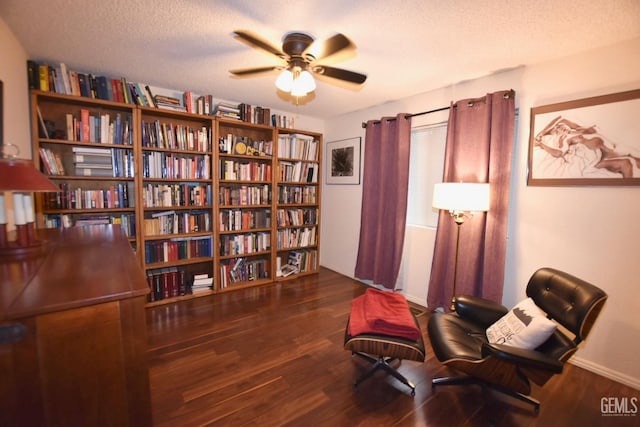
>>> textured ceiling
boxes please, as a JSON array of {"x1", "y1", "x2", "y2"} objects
[{"x1": 2, "y1": 0, "x2": 639, "y2": 119}]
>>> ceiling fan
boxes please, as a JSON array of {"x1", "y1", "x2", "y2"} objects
[{"x1": 229, "y1": 30, "x2": 367, "y2": 97}]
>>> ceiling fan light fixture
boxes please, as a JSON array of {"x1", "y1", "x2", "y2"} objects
[{"x1": 232, "y1": 30, "x2": 365, "y2": 101}]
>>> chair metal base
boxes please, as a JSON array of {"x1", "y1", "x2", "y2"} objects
[
  {"x1": 352, "y1": 352, "x2": 416, "y2": 396},
  {"x1": 432, "y1": 376, "x2": 540, "y2": 413}
]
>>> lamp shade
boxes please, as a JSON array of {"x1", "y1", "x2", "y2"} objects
[
  {"x1": 432, "y1": 182, "x2": 490, "y2": 212},
  {"x1": 291, "y1": 70, "x2": 316, "y2": 96},
  {"x1": 0, "y1": 157, "x2": 60, "y2": 192},
  {"x1": 275, "y1": 69, "x2": 294, "y2": 92}
]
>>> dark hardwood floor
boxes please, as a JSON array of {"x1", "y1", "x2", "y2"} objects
[{"x1": 146, "y1": 267, "x2": 638, "y2": 427}]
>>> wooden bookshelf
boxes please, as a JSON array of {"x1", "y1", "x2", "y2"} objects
[
  {"x1": 137, "y1": 106, "x2": 215, "y2": 303},
  {"x1": 31, "y1": 91, "x2": 139, "y2": 254},
  {"x1": 30, "y1": 90, "x2": 323, "y2": 306},
  {"x1": 274, "y1": 130, "x2": 322, "y2": 280},
  {"x1": 215, "y1": 118, "x2": 275, "y2": 291}
]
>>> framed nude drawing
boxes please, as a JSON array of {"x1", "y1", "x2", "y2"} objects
[{"x1": 528, "y1": 89, "x2": 640, "y2": 186}]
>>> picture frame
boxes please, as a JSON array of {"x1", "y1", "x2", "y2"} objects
[
  {"x1": 527, "y1": 89, "x2": 640, "y2": 186},
  {"x1": 326, "y1": 137, "x2": 361, "y2": 185}
]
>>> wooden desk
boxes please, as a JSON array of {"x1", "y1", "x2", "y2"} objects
[{"x1": 0, "y1": 225, "x2": 152, "y2": 427}]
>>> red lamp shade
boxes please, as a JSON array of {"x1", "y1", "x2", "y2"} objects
[{"x1": 0, "y1": 157, "x2": 60, "y2": 192}]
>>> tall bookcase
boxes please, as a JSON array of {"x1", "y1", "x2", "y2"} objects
[
  {"x1": 31, "y1": 91, "x2": 138, "y2": 253},
  {"x1": 216, "y1": 118, "x2": 275, "y2": 290},
  {"x1": 30, "y1": 90, "x2": 323, "y2": 307},
  {"x1": 138, "y1": 106, "x2": 215, "y2": 304},
  {"x1": 275, "y1": 130, "x2": 322, "y2": 279}
]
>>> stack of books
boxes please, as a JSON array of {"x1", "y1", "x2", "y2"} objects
[
  {"x1": 154, "y1": 95, "x2": 186, "y2": 112},
  {"x1": 72, "y1": 146, "x2": 114, "y2": 177},
  {"x1": 191, "y1": 273, "x2": 213, "y2": 293},
  {"x1": 214, "y1": 102, "x2": 241, "y2": 120}
]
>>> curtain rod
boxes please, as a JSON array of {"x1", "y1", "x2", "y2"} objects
[
  {"x1": 361, "y1": 106, "x2": 450, "y2": 128},
  {"x1": 361, "y1": 90, "x2": 515, "y2": 128}
]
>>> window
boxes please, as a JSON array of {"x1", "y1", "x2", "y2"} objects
[{"x1": 406, "y1": 123, "x2": 447, "y2": 227}]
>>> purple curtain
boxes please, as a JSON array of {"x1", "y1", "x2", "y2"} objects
[
  {"x1": 427, "y1": 90, "x2": 515, "y2": 310},
  {"x1": 355, "y1": 113, "x2": 412, "y2": 289}
]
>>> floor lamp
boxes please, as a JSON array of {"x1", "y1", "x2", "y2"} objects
[{"x1": 432, "y1": 182, "x2": 490, "y2": 311}]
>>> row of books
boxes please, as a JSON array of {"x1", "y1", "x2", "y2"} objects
[
  {"x1": 277, "y1": 161, "x2": 318, "y2": 183},
  {"x1": 143, "y1": 210, "x2": 212, "y2": 236},
  {"x1": 146, "y1": 268, "x2": 215, "y2": 301},
  {"x1": 277, "y1": 185, "x2": 317, "y2": 204},
  {"x1": 65, "y1": 110, "x2": 133, "y2": 145},
  {"x1": 141, "y1": 120, "x2": 211, "y2": 152},
  {"x1": 141, "y1": 183, "x2": 212, "y2": 208},
  {"x1": 238, "y1": 103, "x2": 271, "y2": 125},
  {"x1": 220, "y1": 159, "x2": 272, "y2": 181},
  {"x1": 141, "y1": 152, "x2": 211, "y2": 180},
  {"x1": 219, "y1": 209, "x2": 271, "y2": 232},
  {"x1": 276, "y1": 208, "x2": 318, "y2": 227},
  {"x1": 44, "y1": 182, "x2": 134, "y2": 210},
  {"x1": 28, "y1": 60, "x2": 299, "y2": 129},
  {"x1": 146, "y1": 267, "x2": 188, "y2": 301},
  {"x1": 219, "y1": 258, "x2": 269, "y2": 288},
  {"x1": 219, "y1": 232, "x2": 271, "y2": 256},
  {"x1": 218, "y1": 134, "x2": 274, "y2": 157},
  {"x1": 43, "y1": 213, "x2": 136, "y2": 237},
  {"x1": 277, "y1": 134, "x2": 319, "y2": 161},
  {"x1": 144, "y1": 236, "x2": 213, "y2": 264},
  {"x1": 39, "y1": 147, "x2": 65, "y2": 175},
  {"x1": 28, "y1": 60, "x2": 157, "y2": 107},
  {"x1": 218, "y1": 184, "x2": 271, "y2": 206},
  {"x1": 276, "y1": 227, "x2": 317, "y2": 250}
]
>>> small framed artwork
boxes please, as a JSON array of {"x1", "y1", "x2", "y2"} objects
[
  {"x1": 528, "y1": 89, "x2": 640, "y2": 186},
  {"x1": 326, "y1": 137, "x2": 361, "y2": 185}
]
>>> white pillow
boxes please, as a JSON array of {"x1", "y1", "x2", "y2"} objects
[{"x1": 486, "y1": 297, "x2": 557, "y2": 350}]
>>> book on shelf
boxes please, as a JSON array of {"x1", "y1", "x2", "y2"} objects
[
  {"x1": 27, "y1": 60, "x2": 39, "y2": 90},
  {"x1": 38, "y1": 63, "x2": 50, "y2": 92},
  {"x1": 77, "y1": 73, "x2": 90, "y2": 97},
  {"x1": 73, "y1": 153, "x2": 113, "y2": 164},
  {"x1": 183, "y1": 91, "x2": 195, "y2": 113},
  {"x1": 59, "y1": 63, "x2": 72, "y2": 95},
  {"x1": 75, "y1": 167, "x2": 114, "y2": 177},
  {"x1": 143, "y1": 85, "x2": 157, "y2": 108},
  {"x1": 72, "y1": 146, "x2": 112, "y2": 155},
  {"x1": 68, "y1": 70, "x2": 81, "y2": 96},
  {"x1": 192, "y1": 273, "x2": 213, "y2": 292},
  {"x1": 279, "y1": 263, "x2": 298, "y2": 277}
]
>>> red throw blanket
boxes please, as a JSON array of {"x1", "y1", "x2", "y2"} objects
[{"x1": 348, "y1": 288, "x2": 421, "y2": 341}]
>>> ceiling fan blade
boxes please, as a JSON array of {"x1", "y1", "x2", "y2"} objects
[
  {"x1": 312, "y1": 65, "x2": 367, "y2": 84},
  {"x1": 233, "y1": 30, "x2": 285, "y2": 59},
  {"x1": 303, "y1": 33, "x2": 354, "y2": 62},
  {"x1": 229, "y1": 66, "x2": 281, "y2": 76}
]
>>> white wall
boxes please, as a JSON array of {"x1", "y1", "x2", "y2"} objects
[
  {"x1": 0, "y1": 17, "x2": 30, "y2": 156},
  {"x1": 322, "y1": 38, "x2": 640, "y2": 389}
]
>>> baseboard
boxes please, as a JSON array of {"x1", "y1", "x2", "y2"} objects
[
  {"x1": 402, "y1": 294, "x2": 426, "y2": 307},
  {"x1": 570, "y1": 356, "x2": 640, "y2": 391}
]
